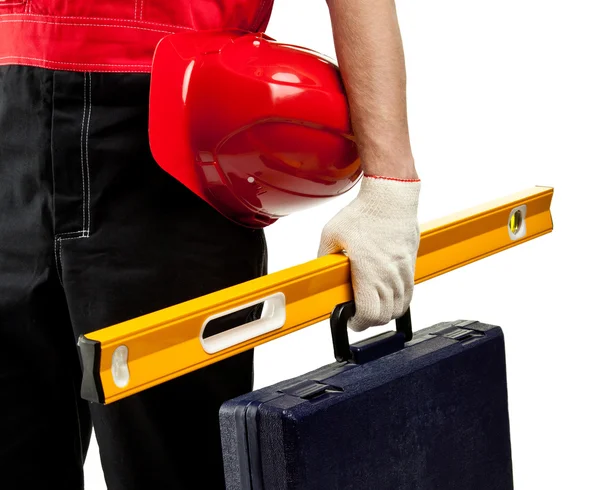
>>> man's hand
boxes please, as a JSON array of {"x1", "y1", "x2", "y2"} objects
[
  {"x1": 319, "y1": 176, "x2": 420, "y2": 332},
  {"x1": 320, "y1": 0, "x2": 420, "y2": 331}
]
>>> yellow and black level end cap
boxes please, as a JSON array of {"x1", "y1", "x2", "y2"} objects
[{"x1": 77, "y1": 335, "x2": 105, "y2": 404}]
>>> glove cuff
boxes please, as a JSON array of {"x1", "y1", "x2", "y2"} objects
[
  {"x1": 363, "y1": 174, "x2": 420, "y2": 183},
  {"x1": 356, "y1": 174, "x2": 421, "y2": 220}
]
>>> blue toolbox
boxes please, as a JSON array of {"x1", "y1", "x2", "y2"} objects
[{"x1": 219, "y1": 303, "x2": 513, "y2": 490}]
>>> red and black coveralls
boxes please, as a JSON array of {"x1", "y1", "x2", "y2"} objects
[{"x1": 0, "y1": 2, "x2": 273, "y2": 488}]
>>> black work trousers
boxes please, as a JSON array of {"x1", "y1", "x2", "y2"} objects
[{"x1": 0, "y1": 65, "x2": 267, "y2": 489}]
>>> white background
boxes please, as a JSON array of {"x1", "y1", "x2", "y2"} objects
[{"x1": 85, "y1": 0, "x2": 600, "y2": 488}]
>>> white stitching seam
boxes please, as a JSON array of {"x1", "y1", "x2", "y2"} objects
[
  {"x1": 0, "y1": 19, "x2": 174, "y2": 34},
  {"x1": 0, "y1": 56, "x2": 151, "y2": 69},
  {"x1": 0, "y1": 13, "x2": 195, "y2": 31},
  {"x1": 0, "y1": 18, "x2": 173, "y2": 70},
  {"x1": 55, "y1": 234, "x2": 88, "y2": 285},
  {"x1": 134, "y1": 0, "x2": 137, "y2": 22},
  {"x1": 140, "y1": 0, "x2": 144, "y2": 21},
  {"x1": 80, "y1": 72, "x2": 87, "y2": 232},
  {"x1": 85, "y1": 73, "x2": 92, "y2": 234},
  {"x1": 54, "y1": 73, "x2": 91, "y2": 283},
  {"x1": 54, "y1": 240, "x2": 60, "y2": 279}
]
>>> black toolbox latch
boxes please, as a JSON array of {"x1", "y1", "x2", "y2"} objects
[
  {"x1": 278, "y1": 379, "x2": 343, "y2": 400},
  {"x1": 431, "y1": 320, "x2": 485, "y2": 343}
]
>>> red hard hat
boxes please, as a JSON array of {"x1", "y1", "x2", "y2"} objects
[{"x1": 148, "y1": 29, "x2": 362, "y2": 228}]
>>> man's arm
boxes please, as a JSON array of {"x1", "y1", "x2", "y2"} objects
[
  {"x1": 319, "y1": 0, "x2": 421, "y2": 332},
  {"x1": 326, "y1": 0, "x2": 417, "y2": 180}
]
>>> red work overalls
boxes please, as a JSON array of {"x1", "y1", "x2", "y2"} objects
[{"x1": 0, "y1": 0, "x2": 274, "y2": 71}]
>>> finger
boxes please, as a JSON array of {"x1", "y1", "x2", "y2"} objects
[
  {"x1": 317, "y1": 228, "x2": 344, "y2": 257},
  {"x1": 348, "y1": 278, "x2": 379, "y2": 332},
  {"x1": 375, "y1": 281, "x2": 395, "y2": 328},
  {"x1": 391, "y1": 277, "x2": 407, "y2": 320},
  {"x1": 391, "y1": 259, "x2": 416, "y2": 318},
  {"x1": 347, "y1": 313, "x2": 373, "y2": 333},
  {"x1": 318, "y1": 239, "x2": 341, "y2": 257},
  {"x1": 348, "y1": 278, "x2": 393, "y2": 332}
]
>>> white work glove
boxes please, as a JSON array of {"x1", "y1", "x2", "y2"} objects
[{"x1": 318, "y1": 175, "x2": 421, "y2": 332}]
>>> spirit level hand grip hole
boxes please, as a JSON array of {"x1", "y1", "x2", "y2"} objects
[
  {"x1": 111, "y1": 345, "x2": 130, "y2": 388},
  {"x1": 200, "y1": 292, "x2": 286, "y2": 354}
]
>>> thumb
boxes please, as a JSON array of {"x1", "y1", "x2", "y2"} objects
[{"x1": 318, "y1": 228, "x2": 343, "y2": 258}]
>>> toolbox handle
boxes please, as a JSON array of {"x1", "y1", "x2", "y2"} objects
[{"x1": 330, "y1": 301, "x2": 413, "y2": 363}]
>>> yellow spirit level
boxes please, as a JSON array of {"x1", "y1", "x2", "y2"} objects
[{"x1": 78, "y1": 186, "x2": 554, "y2": 404}]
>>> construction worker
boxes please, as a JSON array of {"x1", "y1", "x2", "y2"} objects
[{"x1": 0, "y1": 0, "x2": 420, "y2": 488}]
